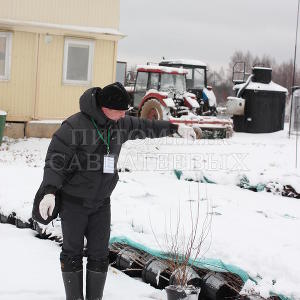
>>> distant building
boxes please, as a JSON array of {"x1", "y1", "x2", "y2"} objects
[{"x1": 0, "y1": 0, "x2": 124, "y2": 122}]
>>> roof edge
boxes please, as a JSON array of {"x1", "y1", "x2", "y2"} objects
[{"x1": 0, "y1": 18, "x2": 126, "y2": 40}]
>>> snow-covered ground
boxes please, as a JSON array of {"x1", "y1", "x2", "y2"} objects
[
  {"x1": 0, "y1": 124, "x2": 300, "y2": 299},
  {"x1": 0, "y1": 224, "x2": 164, "y2": 300}
]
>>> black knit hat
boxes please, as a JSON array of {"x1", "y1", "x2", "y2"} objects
[{"x1": 99, "y1": 82, "x2": 130, "y2": 110}]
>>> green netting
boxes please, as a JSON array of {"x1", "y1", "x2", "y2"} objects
[
  {"x1": 109, "y1": 236, "x2": 290, "y2": 300},
  {"x1": 174, "y1": 169, "x2": 217, "y2": 184},
  {"x1": 110, "y1": 235, "x2": 251, "y2": 282},
  {"x1": 239, "y1": 175, "x2": 266, "y2": 192},
  {"x1": 270, "y1": 293, "x2": 291, "y2": 300},
  {"x1": 202, "y1": 175, "x2": 217, "y2": 184},
  {"x1": 174, "y1": 170, "x2": 267, "y2": 192},
  {"x1": 174, "y1": 169, "x2": 183, "y2": 180}
]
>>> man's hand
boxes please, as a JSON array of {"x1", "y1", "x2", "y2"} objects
[
  {"x1": 39, "y1": 194, "x2": 55, "y2": 220},
  {"x1": 177, "y1": 125, "x2": 196, "y2": 140}
]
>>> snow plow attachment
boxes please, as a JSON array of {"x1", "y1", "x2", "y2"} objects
[{"x1": 170, "y1": 116, "x2": 233, "y2": 139}]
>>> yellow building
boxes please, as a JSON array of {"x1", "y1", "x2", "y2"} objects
[{"x1": 0, "y1": 0, "x2": 124, "y2": 124}]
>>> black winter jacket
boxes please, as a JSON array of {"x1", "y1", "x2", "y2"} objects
[{"x1": 33, "y1": 87, "x2": 178, "y2": 210}]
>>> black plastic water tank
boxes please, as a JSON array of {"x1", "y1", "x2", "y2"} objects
[{"x1": 233, "y1": 67, "x2": 287, "y2": 133}]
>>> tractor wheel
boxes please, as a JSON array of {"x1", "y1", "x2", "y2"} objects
[
  {"x1": 140, "y1": 99, "x2": 164, "y2": 120},
  {"x1": 193, "y1": 126, "x2": 203, "y2": 139}
]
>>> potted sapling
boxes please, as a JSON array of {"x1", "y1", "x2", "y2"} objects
[{"x1": 151, "y1": 184, "x2": 212, "y2": 300}]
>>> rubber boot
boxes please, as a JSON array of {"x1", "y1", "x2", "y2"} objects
[
  {"x1": 62, "y1": 269, "x2": 84, "y2": 300},
  {"x1": 86, "y1": 269, "x2": 107, "y2": 300}
]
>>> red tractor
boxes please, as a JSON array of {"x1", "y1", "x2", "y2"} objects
[
  {"x1": 126, "y1": 65, "x2": 233, "y2": 139},
  {"x1": 126, "y1": 65, "x2": 200, "y2": 120}
]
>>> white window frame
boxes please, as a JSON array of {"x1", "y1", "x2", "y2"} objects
[
  {"x1": 63, "y1": 38, "x2": 95, "y2": 86},
  {"x1": 0, "y1": 32, "x2": 12, "y2": 81}
]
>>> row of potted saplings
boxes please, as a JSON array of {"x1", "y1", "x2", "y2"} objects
[
  {"x1": 0, "y1": 209, "x2": 272, "y2": 300},
  {"x1": 109, "y1": 243, "x2": 246, "y2": 300}
]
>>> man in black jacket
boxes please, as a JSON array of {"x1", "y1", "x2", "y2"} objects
[{"x1": 34, "y1": 82, "x2": 195, "y2": 300}]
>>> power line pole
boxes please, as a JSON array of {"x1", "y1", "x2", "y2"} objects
[{"x1": 289, "y1": 0, "x2": 300, "y2": 168}]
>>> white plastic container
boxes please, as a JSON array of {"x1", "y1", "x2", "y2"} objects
[{"x1": 226, "y1": 97, "x2": 245, "y2": 116}]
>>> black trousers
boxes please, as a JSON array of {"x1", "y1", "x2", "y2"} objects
[{"x1": 59, "y1": 198, "x2": 111, "y2": 272}]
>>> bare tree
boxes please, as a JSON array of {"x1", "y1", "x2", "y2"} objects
[
  {"x1": 273, "y1": 59, "x2": 298, "y2": 91},
  {"x1": 150, "y1": 183, "x2": 213, "y2": 287},
  {"x1": 198, "y1": 50, "x2": 300, "y2": 106}
]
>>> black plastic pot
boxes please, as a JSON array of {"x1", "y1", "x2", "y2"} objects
[
  {"x1": 8, "y1": 212, "x2": 16, "y2": 225},
  {"x1": 15, "y1": 217, "x2": 32, "y2": 229},
  {"x1": 169, "y1": 266, "x2": 202, "y2": 288},
  {"x1": 142, "y1": 258, "x2": 170, "y2": 289},
  {"x1": 0, "y1": 213, "x2": 8, "y2": 223},
  {"x1": 282, "y1": 185, "x2": 300, "y2": 199},
  {"x1": 0, "y1": 212, "x2": 16, "y2": 225},
  {"x1": 54, "y1": 235, "x2": 63, "y2": 244},
  {"x1": 115, "y1": 248, "x2": 142, "y2": 277},
  {"x1": 32, "y1": 221, "x2": 50, "y2": 239},
  {"x1": 109, "y1": 247, "x2": 118, "y2": 263},
  {"x1": 199, "y1": 272, "x2": 237, "y2": 300},
  {"x1": 166, "y1": 285, "x2": 200, "y2": 300}
]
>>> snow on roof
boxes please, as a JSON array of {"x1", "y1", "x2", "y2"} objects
[
  {"x1": 160, "y1": 59, "x2": 207, "y2": 67},
  {"x1": 145, "y1": 89, "x2": 168, "y2": 97},
  {"x1": 0, "y1": 110, "x2": 7, "y2": 116},
  {"x1": 137, "y1": 65, "x2": 187, "y2": 75},
  {"x1": 234, "y1": 81, "x2": 288, "y2": 94},
  {"x1": 0, "y1": 18, "x2": 125, "y2": 38},
  {"x1": 252, "y1": 67, "x2": 272, "y2": 70},
  {"x1": 28, "y1": 119, "x2": 63, "y2": 124},
  {"x1": 125, "y1": 86, "x2": 134, "y2": 93}
]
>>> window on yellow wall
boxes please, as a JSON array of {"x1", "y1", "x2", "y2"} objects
[
  {"x1": 63, "y1": 38, "x2": 95, "y2": 86},
  {"x1": 0, "y1": 32, "x2": 12, "y2": 81}
]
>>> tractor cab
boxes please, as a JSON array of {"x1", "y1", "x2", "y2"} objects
[
  {"x1": 159, "y1": 59, "x2": 217, "y2": 115},
  {"x1": 128, "y1": 65, "x2": 200, "y2": 120}
]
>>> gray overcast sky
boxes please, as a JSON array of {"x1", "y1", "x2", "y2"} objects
[{"x1": 117, "y1": 0, "x2": 299, "y2": 71}]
